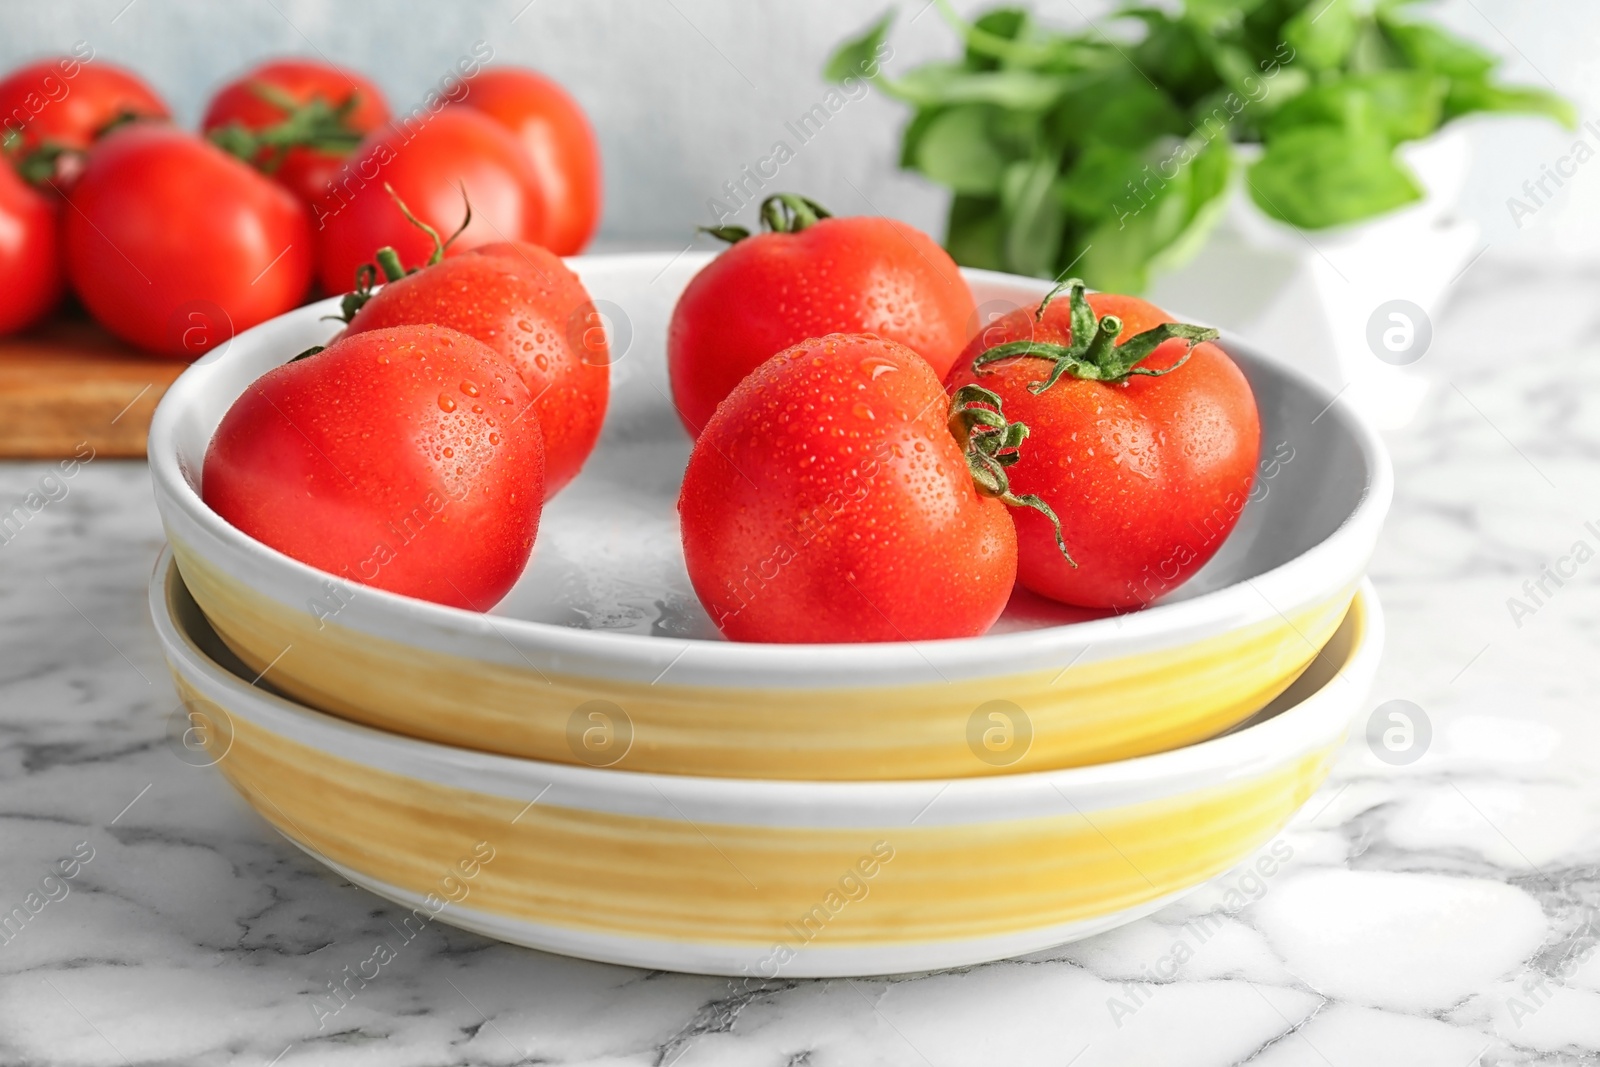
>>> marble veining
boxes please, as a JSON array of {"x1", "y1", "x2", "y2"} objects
[{"x1": 3, "y1": 259, "x2": 1600, "y2": 1064}]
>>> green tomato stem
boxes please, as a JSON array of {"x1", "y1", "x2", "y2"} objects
[
  {"x1": 948, "y1": 384, "x2": 1076, "y2": 567},
  {"x1": 971, "y1": 277, "x2": 1217, "y2": 391}
]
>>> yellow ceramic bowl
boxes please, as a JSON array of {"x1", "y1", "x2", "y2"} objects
[
  {"x1": 152, "y1": 551, "x2": 1383, "y2": 977},
  {"x1": 147, "y1": 253, "x2": 1391, "y2": 779}
]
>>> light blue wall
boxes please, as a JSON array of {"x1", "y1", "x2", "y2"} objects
[{"x1": 3, "y1": 0, "x2": 1593, "y2": 259}]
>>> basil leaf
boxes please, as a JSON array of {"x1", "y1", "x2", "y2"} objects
[
  {"x1": 1181, "y1": 0, "x2": 1265, "y2": 35},
  {"x1": 1445, "y1": 78, "x2": 1577, "y2": 129},
  {"x1": 1347, "y1": 18, "x2": 1401, "y2": 74},
  {"x1": 1186, "y1": 84, "x2": 1274, "y2": 147},
  {"x1": 1058, "y1": 144, "x2": 1147, "y2": 222},
  {"x1": 1379, "y1": 16, "x2": 1495, "y2": 78},
  {"x1": 1046, "y1": 67, "x2": 1187, "y2": 151},
  {"x1": 965, "y1": 7, "x2": 1031, "y2": 70},
  {"x1": 915, "y1": 107, "x2": 1010, "y2": 194},
  {"x1": 1283, "y1": 0, "x2": 1361, "y2": 71},
  {"x1": 1080, "y1": 135, "x2": 1231, "y2": 292},
  {"x1": 1208, "y1": 43, "x2": 1270, "y2": 101},
  {"x1": 1249, "y1": 125, "x2": 1423, "y2": 229},
  {"x1": 898, "y1": 107, "x2": 943, "y2": 170},
  {"x1": 1129, "y1": 12, "x2": 1223, "y2": 102},
  {"x1": 824, "y1": 12, "x2": 894, "y2": 84},
  {"x1": 1264, "y1": 71, "x2": 1448, "y2": 144}
]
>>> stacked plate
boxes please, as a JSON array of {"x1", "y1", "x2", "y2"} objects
[{"x1": 146, "y1": 254, "x2": 1391, "y2": 977}]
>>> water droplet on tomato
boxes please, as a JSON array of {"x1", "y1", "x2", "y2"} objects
[
  {"x1": 852, "y1": 402, "x2": 874, "y2": 421},
  {"x1": 461, "y1": 380, "x2": 480, "y2": 397},
  {"x1": 438, "y1": 394, "x2": 457, "y2": 412}
]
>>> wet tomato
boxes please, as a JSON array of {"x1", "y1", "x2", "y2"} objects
[
  {"x1": 680, "y1": 333, "x2": 1059, "y2": 643},
  {"x1": 345, "y1": 239, "x2": 608, "y2": 497},
  {"x1": 668, "y1": 193, "x2": 976, "y2": 436},
  {"x1": 204, "y1": 324, "x2": 545, "y2": 609},
  {"x1": 946, "y1": 280, "x2": 1259, "y2": 610}
]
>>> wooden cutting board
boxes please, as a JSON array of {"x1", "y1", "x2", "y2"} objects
[{"x1": 0, "y1": 317, "x2": 186, "y2": 459}]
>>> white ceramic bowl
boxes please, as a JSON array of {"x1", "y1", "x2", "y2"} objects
[
  {"x1": 148, "y1": 252, "x2": 1391, "y2": 779},
  {"x1": 152, "y1": 550, "x2": 1383, "y2": 977}
]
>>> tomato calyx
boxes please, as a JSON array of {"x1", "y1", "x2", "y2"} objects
[
  {"x1": 948, "y1": 384, "x2": 1076, "y2": 568},
  {"x1": 699, "y1": 192, "x2": 832, "y2": 244},
  {"x1": 3, "y1": 108, "x2": 152, "y2": 186},
  {"x1": 3, "y1": 135, "x2": 71, "y2": 185},
  {"x1": 336, "y1": 183, "x2": 473, "y2": 322},
  {"x1": 971, "y1": 278, "x2": 1219, "y2": 394},
  {"x1": 208, "y1": 81, "x2": 368, "y2": 175}
]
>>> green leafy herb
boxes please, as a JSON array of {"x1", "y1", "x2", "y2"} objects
[{"x1": 826, "y1": 0, "x2": 1573, "y2": 291}]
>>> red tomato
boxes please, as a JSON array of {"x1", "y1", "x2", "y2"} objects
[
  {"x1": 344, "y1": 239, "x2": 608, "y2": 497},
  {"x1": 679, "y1": 333, "x2": 1023, "y2": 643},
  {"x1": 0, "y1": 160, "x2": 63, "y2": 335},
  {"x1": 314, "y1": 107, "x2": 544, "y2": 294},
  {"x1": 0, "y1": 56, "x2": 168, "y2": 158},
  {"x1": 201, "y1": 59, "x2": 391, "y2": 207},
  {"x1": 204, "y1": 324, "x2": 544, "y2": 609},
  {"x1": 62, "y1": 124, "x2": 313, "y2": 358},
  {"x1": 457, "y1": 68, "x2": 601, "y2": 255},
  {"x1": 668, "y1": 194, "x2": 976, "y2": 437},
  {"x1": 945, "y1": 281, "x2": 1260, "y2": 610}
]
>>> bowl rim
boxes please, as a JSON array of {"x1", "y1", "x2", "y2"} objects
[
  {"x1": 147, "y1": 252, "x2": 1393, "y2": 673},
  {"x1": 151, "y1": 545, "x2": 1384, "y2": 814}
]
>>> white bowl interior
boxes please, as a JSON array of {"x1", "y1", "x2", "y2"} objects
[{"x1": 159, "y1": 252, "x2": 1380, "y2": 642}]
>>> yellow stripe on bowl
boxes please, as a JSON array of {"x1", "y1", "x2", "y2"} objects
[
  {"x1": 175, "y1": 540, "x2": 1354, "y2": 779},
  {"x1": 174, "y1": 676, "x2": 1337, "y2": 947}
]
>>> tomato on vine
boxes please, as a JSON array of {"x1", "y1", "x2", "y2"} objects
[
  {"x1": 341, "y1": 194, "x2": 608, "y2": 497},
  {"x1": 668, "y1": 193, "x2": 975, "y2": 436},
  {"x1": 0, "y1": 56, "x2": 168, "y2": 185},
  {"x1": 946, "y1": 280, "x2": 1259, "y2": 610},
  {"x1": 202, "y1": 59, "x2": 390, "y2": 208}
]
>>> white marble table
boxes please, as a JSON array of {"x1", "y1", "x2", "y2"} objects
[{"x1": 3, "y1": 258, "x2": 1599, "y2": 1065}]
